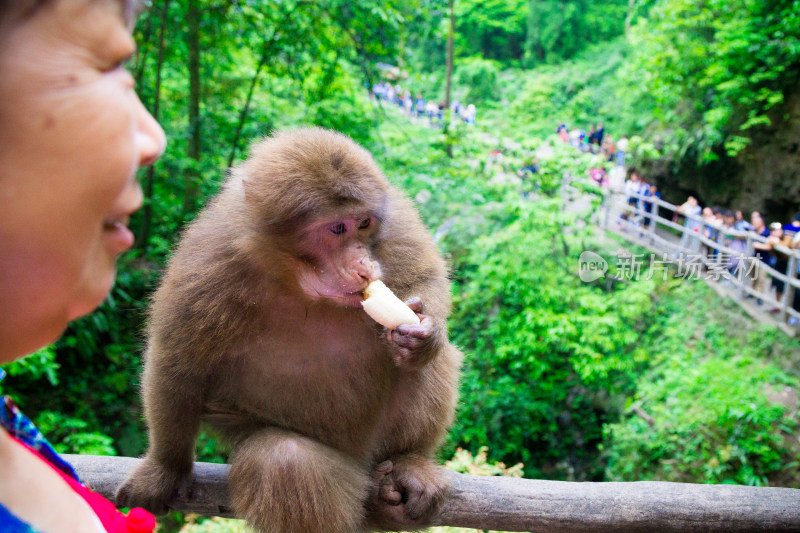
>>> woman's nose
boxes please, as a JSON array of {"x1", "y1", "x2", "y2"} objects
[{"x1": 135, "y1": 96, "x2": 166, "y2": 167}]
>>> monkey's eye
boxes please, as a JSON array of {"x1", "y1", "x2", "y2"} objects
[
  {"x1": 358, "y1": 218, "x2": 371, "y2": 230},
  {"x1": 330, "y1": 223, "x2": 346, "y2": 235}
]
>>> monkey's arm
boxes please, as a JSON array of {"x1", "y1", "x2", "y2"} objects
[{"x1": 116, "y1": 356, "x2": 206, "y2": 514}]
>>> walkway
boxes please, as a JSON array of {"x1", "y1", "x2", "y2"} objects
[{"x1": 565, "y1": 176, "x2": 800, "y2": 337}]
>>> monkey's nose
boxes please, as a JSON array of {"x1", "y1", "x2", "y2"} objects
[{"x1": 356, "y1": 258, "x2": 381, "y2": 282}]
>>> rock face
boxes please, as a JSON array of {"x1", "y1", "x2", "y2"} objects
[
  {"x1": 738, "y1": 94, "x2": 800, "y2": 221},
  {"x1": 657, "y1": 94, "x2": 800, "y2": 223}
]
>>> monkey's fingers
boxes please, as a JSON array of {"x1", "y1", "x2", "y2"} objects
[
  {"x1": 379, "y1": 484, "x2": 403, "y2": 506},
  {"x1": 395, "y1": 316, "x2": 433, "y2": 340},
  {"x1": 370, "y1": 460, "x2": 403, "y2": 506},
  {"x1": 389, "y1": 330, "x2": 425, "y2": 350},
  {"x1": 401, "y1": 477, "x2": 430, "y2": 521},
  {"x1": 404, "y1": 297, "x2": 423, "y2": 314},
  {"x1": 372, "y1": 460, "x2": 393, "y2": 477}
]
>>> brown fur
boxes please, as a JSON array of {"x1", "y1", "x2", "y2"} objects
[{"x1": 116, "y1": 128, "x2": 462, "y2": 533}]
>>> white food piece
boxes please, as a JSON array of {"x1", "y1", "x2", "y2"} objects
[{"x1": 361, "y1": 280, "x2": 421, "y2": 329}]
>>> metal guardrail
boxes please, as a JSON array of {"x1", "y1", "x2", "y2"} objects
[{"x1": 565, "y1": 176, "x2": 800, "y2": 332}]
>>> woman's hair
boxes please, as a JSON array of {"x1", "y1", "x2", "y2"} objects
[{"x1": 0, "y1": 0, "x2": 142, "y2": 32}]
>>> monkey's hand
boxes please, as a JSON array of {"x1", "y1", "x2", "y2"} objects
[
  {"x1": 366, "y1": 455, "x2": 449, "y2": 531},
  {"x1": 386, "y1": 297, "x2": 438, "y2": 370},
  {"x1": 115, "y1": 457, "x2": 192, "y2": 515}
]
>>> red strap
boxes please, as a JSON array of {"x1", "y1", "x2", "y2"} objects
[{"x1": 8, "y1": 436, "x2": 155, "y2": 533}]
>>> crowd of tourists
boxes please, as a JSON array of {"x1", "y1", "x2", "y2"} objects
[
  {"x1": 622, "y1": 170, "x2": 800, "y2": 323},
  {"x1": 367, "y1": 102, "x2": 798, "y2": 323},
  {"x1": 371, "y1": 81, "x2": 477, "y2": 126},
  {"x1": 556, "y1": 122, "x2": 628, "y2": 167}
]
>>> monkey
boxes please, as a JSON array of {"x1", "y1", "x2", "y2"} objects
[{"x1": 116, "y1": 127, "x2": 463, "y2": 533}]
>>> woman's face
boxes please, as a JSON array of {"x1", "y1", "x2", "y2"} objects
[{"x1": 0, "y1": 0, "x2": 166, "y2": 360}]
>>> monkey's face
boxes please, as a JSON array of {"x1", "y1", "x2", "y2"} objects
[{"x1": 293, "y1": 212, "x2": 383, "y2": 308}]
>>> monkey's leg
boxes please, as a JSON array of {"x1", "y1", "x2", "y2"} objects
[
  {"x1": 116, "y1": 356, "x2": 204, "y2": 514},
  {"x1": 367, "y1": 345, "x2": 462, "y2": 531},
  {"x1": 229, "y1": 428, "x2": 369, "y2": 533}
]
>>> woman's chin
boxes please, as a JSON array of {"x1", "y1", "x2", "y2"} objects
[{"x1": 67, "y1": 268, "x2": 117, "y2": 321}]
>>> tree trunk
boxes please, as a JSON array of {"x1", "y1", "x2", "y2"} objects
[
  {"x1": 226, "y1": 6, "x2": 297, "y2": 168},
  {"x1": 133, "y1": 9, "x2": 155, "y2": 91},
  {"x1": 135, "y1": 0, "x2": 171, "y2": 251},
  {"x1": 228, "y1": 4, "x2": 300, "y2": 168},
  {"x1": 625, "y1": 0, "x2": 636, "y2": 38},
  {"x1": 443, "y1": 0, "x2": 455, "y2": 158},
  {"x1": 227, "y1": 47, "x2": 270, "y2": 169},
  {"x1": 184, "y1": 0, "x2": 201, "y2": 215}
]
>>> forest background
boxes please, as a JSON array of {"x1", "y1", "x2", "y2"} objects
[{"x1": 3, "y1": 0, "x2": 800, "y2": 529}]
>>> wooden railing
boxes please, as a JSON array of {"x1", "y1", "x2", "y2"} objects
[
  {"x1": 564, "y1": 176, "x2": 800, "y2": 334},
  {"x1": 65, "y1": 454, "x2": 800, "y2": 532}
]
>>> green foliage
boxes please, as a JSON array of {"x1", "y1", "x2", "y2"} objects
[
  {"x1": 307, "y1": 91, "x2": 378, "y2": 146},
  {"x1": 1, "y1": 345, "x2": 59, "y2": 386},
  {"x1": 628, "y1": 0, "x2": 800, "y2": 161},
  {"x1": 604, "y1": 282, "x2": 800, "y2": 486},
  {"x1": 455, "y1": 0, "x2": 528, "y2": 63},
  {"x1": 534, "y1": 137, "x2": 612, "y2": 194},
  {"x1": 445, "y1": 197, "x2": 655, "y2": 478},
  {"x1": 455, "y1": 57, "x2": 502, "y2": 103},
  {"x1": 504, "y1": 39, "x2": 630, "y2": 138},
  {"x1": 624, "y1": 135, "x2": 662, "y2": 175},
  {"x1": 445, "y1": 446, "x2": 525, "y2": 477},
  {"x1": 525, "y1": 0, "x2": 628, "y2": 65},
  {"x1": 606, "y1": 358, "x2": 795, "y2": 485},
  {"x1": 34, "y1": 411, "x2": 117, "y2": 456},
  {"x1": 179, "y1": 516, "x2": 250, "y2": 533}
]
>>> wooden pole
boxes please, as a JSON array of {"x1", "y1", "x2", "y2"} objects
[
  {"x1": 740, "y1": 232, "x2": 753, "y2": 301},
  {"x1": 780, "y1": 254, "x2": 797, "y2": 323},
  {"x1": 443, "y1": 0, "x2": 455, "y2": 158},
  {"x1": 64, "y1": 455, "x2": 800, "y2": 532},
  {"x1": 184, "y1": 0, "x2": 201, "y2": 215}
]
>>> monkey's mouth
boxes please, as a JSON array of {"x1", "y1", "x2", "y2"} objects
[{"x1": 341, "y1": 290, "x2": 366, "y2": 308}]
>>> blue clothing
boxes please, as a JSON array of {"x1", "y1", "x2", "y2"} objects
[
  {"x1": 782, "y1": 222, "x2": 800, "y2": 238},
  {"x1": 0, "y1": 368, "x2": 79, "y2": 532},
  {"x1": 0, "y1": 369, "x2": 80, "y2": 482},
  {"x1": 0, "y1": 504, "x2": 39, "y2": 532},
  {"x1": 0, "y1": 368, "x2": 80, "y2": 533}
]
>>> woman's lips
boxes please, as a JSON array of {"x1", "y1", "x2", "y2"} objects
[{"x1": 102, "y1": 216, "x2": 134, "y2": 254}]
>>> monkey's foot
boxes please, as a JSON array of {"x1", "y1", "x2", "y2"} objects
[
  {"x1": 116, "y1": 458, "x2": 192, "y2": 515},
  {"x1": 366, "y1": 456, "x2": 448, "y2": 531}
]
